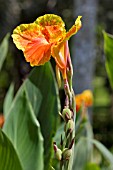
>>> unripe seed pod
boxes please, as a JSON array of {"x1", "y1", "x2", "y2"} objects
[{"x1": 62, "y1": 148, "x2": 72, "y2": 160}]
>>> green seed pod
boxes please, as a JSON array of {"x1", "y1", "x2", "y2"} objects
[
  {"x1": 62, "y1": 148, "x2": 72, "y2": 160},
  {"x1": 62, "y1": 108, "x2": 72, "y2": 121},
  {"x1": 55, "y1": 148, "x2": 62, "y2": 161}
]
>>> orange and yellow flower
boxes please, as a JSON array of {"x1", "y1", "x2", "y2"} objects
[
  {"x1": 75, "y1": 90, "x2": 93, "y2": 112},
  {"x1": 12, "y1": 14, "x2": 82, "y2": 79}
]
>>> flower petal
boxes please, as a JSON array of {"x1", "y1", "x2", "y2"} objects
[
  {"x1": 66, "y1": 16, "x2": 82, "y2": 40},
  {"x1": 35, "y1": 14, "x2": 65, "y2": 27},
  {"x1": 52, "y1": 42, "x2": 66, "y2": 69},
  {"x1": 12, "y1": 23, "x2": 41, "y2": 51},
  {"x1": 35, "y1": 14, "x2": 66, "y2": 43},
  {"x1": 12, "y1": 23, "x2": 52, "y2": 66},
  {"x1": 24, "y1": 36, "x2": 51, "y2": 66},
  {"x1": 52, "y1": 42, "x2": 68, "y2": 79}
]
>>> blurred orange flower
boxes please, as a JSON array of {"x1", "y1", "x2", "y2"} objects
[
  {"x1": 12, "y1": 14, "x2": 82, "y2": 79},
  {"x1": 75, "y1": 90, "x2": 93, "y2": 112},
  {"x1": 0, "y1": 114, "x2": 5, "y2": 128}
]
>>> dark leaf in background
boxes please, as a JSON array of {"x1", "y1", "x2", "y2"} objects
[
  {"x1": 0, "y1": 33, "x2": 10, "y2": 71},
  {"x1": 3, "y1": 83, "x2": 14, "y2": 117},
  {"x1": 103, "y1": 31, "x2": 113, "y2": 89}
]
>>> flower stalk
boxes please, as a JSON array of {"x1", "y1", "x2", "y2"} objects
[{"x1": 56, "y1": 41, "x2": 76, "y2": 170}]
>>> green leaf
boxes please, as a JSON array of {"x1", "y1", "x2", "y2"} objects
[
  {"x1": 3, "y1": 83, "x2": 44, "y2": 170},
  {"x1": 103, "y1": 31, "x2": 113, "y2": 89},
  {"x1": 72, "y1": 137, "x2": 89, "y2": 170},
  {"x1": 73, "y1": 136, "x2": 113, "y2": 170},
  {"x1": 0, "y1": 129, "x2": 23, "y2": 170},
  {"x1": 3, "y1": 62, "x2": 60, "y2": 170},
  {"x1": 91, "y1": 139, "x2": 113, "y2": 165},
  {"x1": 3, "y1": 83, "x2": 14, "y2": 118},
  {"x1": 0, "y1": 33, "x2": 10, "y2": 71},
  {"x1": 28, "y1": 62, "x2": 60, "y2": 169},
  {"x1": 84, "y1": 163, "x2": 100, "y2": 170}
]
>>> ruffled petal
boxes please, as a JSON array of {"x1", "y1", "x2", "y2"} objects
[
  {"x1": 24, "y1": 36, "x2": 51, "y2": 66},
  {"x1": 35, "y1": 14, "x2": 66, "y2": 43},
  {"x1": 12, "y1": 23, "x2": 41, "y2": 51},
  {"x1": 35, "y1": 14, "x2": 65, "y2": 27},
  {"x1": 12, "y1": 23, "x2": 51, "y2": 66}
]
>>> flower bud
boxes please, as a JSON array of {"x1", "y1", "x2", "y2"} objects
[
  {"x1": 53, "y1": 143, "x2": 62, "y2": 161},
  {"x1": 62, "y1": 108, "x2": 72, "y2": 122},
  {"x1": 55, "y1": 148, "x2": 62, "y2": 161},
  {"x1": 62, "y1": 148, "x2": 72, "y2": 160},
  {"x1": 66, "y1": 119, "x2": 74, "y2": 133},
  {"x1": 56, "y1": 65, "x2": 61, "y2": 88}
]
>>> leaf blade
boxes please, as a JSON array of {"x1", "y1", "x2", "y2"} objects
[
  {"x1": 3, "y1": 82, "x2": 44, "y2": 170},
  {"x1": 0, "y1": 33, "x2": 10, "y2": 71},
  {"x1": 0, "y1": 129, "x2": 23, "y2": 170},
  {"x1": 3, "y1": 83, "x2": 14, "y2": 118}
]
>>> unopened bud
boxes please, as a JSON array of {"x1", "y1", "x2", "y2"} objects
[
  {"x1": 55, "y1": 148, "x2": 62, "y2": 161},
  {"x1": 53, "y1": 143, "x2": 62, "y2": 161},
  {"x1": 62, "y1": 108, "x2": 72, "y2": 122},
  {"x1": 66, "y1": 119, "x2": 74, "y2": 133},
  {"x1": 62, "y1": 148, "x2": 72, "y2": 160},
  {"x1": 56, "y1": 65, "x2": 61, "y2": 88}
]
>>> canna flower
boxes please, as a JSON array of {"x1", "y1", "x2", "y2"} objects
[
  {"x1": 12, "y1": 14, "x2": 82, "y2": 79},
  {"x1": 75, "y1": 90, "x2": 93, "y2": 112}
]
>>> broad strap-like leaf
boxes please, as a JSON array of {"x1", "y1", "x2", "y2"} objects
[
  {"x1": 0, "y1": 129, "x2": 23, "y2": 170},
  {"x1": 103, "y1": 31, "x2": 113, "y2": 89},
  {"x1": 91, "y1": 139, "x2": 113, "y2": 164},
  {"x1": 3, "y1": 83, "x2": 14, "y2": 118},
  {"x1": 3, "y1": 82, "x2": 44, "y2": 170},
  {"x1": 0, "y1": 33, "x2": 10, "y2": 71},
  {"x1": 3, "y1": 62, "x2": 60, "y2": 170},
  {"x1": 73, "y1": 137, "x2": 113, "y2": 170},
  {"x1": 72, "y1": 137, "x2": 90, "y2": 170}
]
